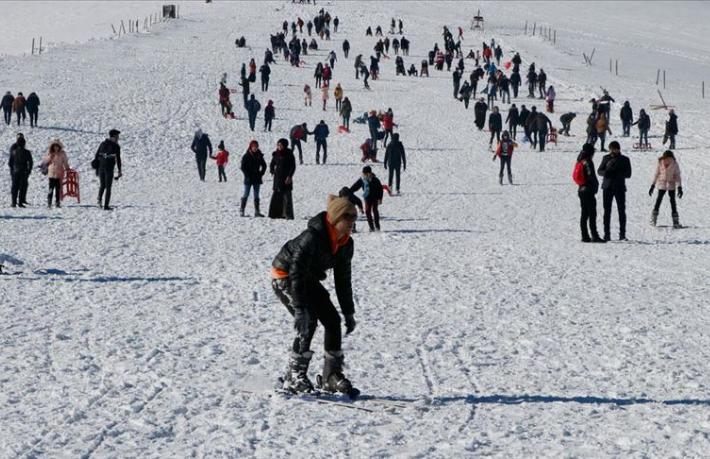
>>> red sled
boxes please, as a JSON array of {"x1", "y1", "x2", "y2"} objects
[
  {"x1": 382, "y1": 184, "x2": 393, "y2": 197},
  {"x1": 61, "y1": 168, "x2": 80, "y2": 203},
  {"x1": 504, "y1": 61, "x2": 512, "y2": 70},
  {"x1": 337, "y1": 125, "x2": 350, "y2": 133}
]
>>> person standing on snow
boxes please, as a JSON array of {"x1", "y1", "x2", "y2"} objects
[
  {"x1": 620, "y1": 101, "x2": 633, "y2": 137},
  {"x1": 575, "y1": 143, "x2": 605, "y2": 243},
  {"x1": 663, "y1": 109, "x2": 678, "y2": 149},
  {"x1": 367, "y1": 111, "x2": 381, "y2": 150},
  {"x1": 271, "y1": 195, "x2": 359, "y2": 395},
  {"x1": 264, "y1": 100, "x2": 275, "y2": 132},
  {"x1": 633, "y1": 109, "x2": 651, "y2": 147},
  {"x1": 384, "y1": 133, "x2": 406, "y2": 194},
  {"x1": 95, "y1": 129, "x2": 123, "y2": 210},
  {"x1": 211, "y1": 140, "x2": 229, "y2": 183},
  {"x1": 493, "y1": 130, "x2": 516, "y2": 185},
  {"x1": 259, "y1": 63, "x2": 271, "y2": 92},
  {"x1": 350, "y1": 165, "x2": 384, "y2": 231},
  {"x1": 506, "y1": 104, "x2": 519, "y2": 139},
  {"x1": 8, "y1": 135, "x2": 33, "y2": 208},
  {"x1": 313, "y1": 120, "x2": 330, "y2": 164},
  {"x1": 268, "y1": 138, "x2": 296, "y2": 219},
  {"x1": 12, "y1": 92, "x2": 26, "y2": 126},
  {"x1": 597, "y1": 141, "x2": 632, "y2": 241},
  {"x1": 474, "y1": 98, "x2": 488, "y2": 131},
  {"x1": 545, "y1": 85, "x2": 556, "y2": 113},
  {"x1": 488, "y1": 106, "x2": 502, "y2": 147},
  {"x1": 649, "y1": 150, "x2": 683, "y2": 228},
  {"x1": 245, "y1": 94, "x2": 261, "y2": 132},
  {"x1": 1, "y1": 91, "x2": 13, "y2": 125},
  {"x1": 26, "y1": 92, "x2": 40, "y2": 127},
  {"x1": 41, "y1": 139, "x2": 70, "y2": 208},
  {"x1": 240, "y1": 140, "x2": 267, "y2": 217},
  {"x1": 340, "y1": 97, "x2": 352, "y2": 129},
  {"x1": 190, "y1": 128, "x2": 212, "y2": 182}
]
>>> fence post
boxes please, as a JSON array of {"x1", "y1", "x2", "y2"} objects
[
  {"x1": 609, "y1": 58, "x2": 612, "y2": 73},
  {"x1": 553, "y1": 30, "x2": 556, "y2": 44},
  {"x1": 703, "y1": 81, "x2": 705, "y2": 99},
  {"x1": 615, "y1": 59, "x2": 618, "y2": 76},
  {"x1": 525, "y1": 21, "x2": 528, "y2": 34},
  {"x1": 656, "y1": 69, "x2": 660, "y2": 85},
  {"x1": 39, "y1": 36, "x2": 42, "y2": 55},
  {"x1": 663, "y1": 70, "x2": 666, "y2": 89},
  {"x1": 31, "y1": 38, "x2": 35, "y2": 55},
  {"x1": 532, "y1": 23, "x2": 536, "y2": 36}
]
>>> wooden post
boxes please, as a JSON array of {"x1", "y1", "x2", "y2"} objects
[
  {"x1": 532, "y1": 23, "x2": 536, "y2": 36},
  {"x1": 703, "y1": 81, "x2": 705, "y2": 99},
  {"x1": 111, "y1": 24, "x2": 117, "y2": 35},
  {"x1": 656, "y1": 69, "x2": 660, "y2": 85},
  {"x1": 609, "y1": 58, "x2": 612, "y2": 73},
  {"x1": 525, "y1": 21, "x2": 528, "y2": 34},
  {"x1": 31, "y1": 38, "x2": 35, "y2": 55},
  {"x1": 553, "y1": 30, "x2": 556, "y2": 44},
  {"x1": 615, "y1": 59, "x2": 618, "y2": 76},
  {"x1": 120, "y1": 20, "x2": 126, "y2": 35},
  {"x1": 39, "y1": 36, "x2": 42, "y2": 55},
  {"x1": 663, "y1": 70, "x2": 666, "y2": 89}
]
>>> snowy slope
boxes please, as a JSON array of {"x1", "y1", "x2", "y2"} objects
[{"x1": 1, "y1": 1, "x2": 710, "y2": 457}]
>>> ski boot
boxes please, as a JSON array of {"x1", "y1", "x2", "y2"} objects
[
  {"x1": 498, "y1": 174, "x2": 503, "y2": 185},
  {"x1": 508, "y1": 172, "x2": 513, "y2": 185},
  {"x1": 282, "y1": 351, "x2": 315, "y2": 393},
  {"x1": 317, "y1": 350, "x2": 359, "y2": 399},
  {"x1": 650, "y1": 209, "x2": 658, "y2": 227},
  {"x1": 254, "y1": 199, "x2": 264, "y2": 217},
  {"x1": 240, "y1": 197, "x2": 247, "y2": 217}
]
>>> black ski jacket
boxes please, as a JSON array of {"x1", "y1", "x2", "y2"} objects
[
  {"x1": 597, "y1": 153, "x2": 632, "y2": 191},
  {"x1": 269, "y1": 148, "x2": 296, "y2": 191},
  {"x1": 272, "y1": 211, "x2": 355, "y2": 315},
  {"x1": 8, "y1": 147, "x2": 33, "y2": 176},
  {"x1": 95, "y1": 139, "x2": 122, "y2": 171},
  {"x1": 241, "y1": 149, "x2": 267, "y2": 185}
]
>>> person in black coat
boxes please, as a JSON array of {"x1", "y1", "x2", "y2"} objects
[
  {"x1": 271, "y1": 195, "x2": 358, "y2": 394},
  {"x1": 619, "y1": 101, "x2": 633, "y2": 137},
  {"x1": 474, "y1": 98, "x2": 488, "y2": 130},
  {"x1": 597, "y1": 141, "x2": 632, "y2": 241},
  {"x1": 25, "y1": 92, "x2": 40, "y2": 127},
  {"x1": 8, "y1": 135, "x2": 33, "y2": 207},
  {"x1": 488, "y1": 106, "x2": 502, "y2": 147},
  {"x1": 384, "y1": 133, "x2": 406, "y2": 194},
  {"x1": 452, "y1": 68, "x2": 462, "y2": 99},
  {"x1": 459, "y1": 81, "x2": 472, "y2": 109},
  {"x1": 1, "y1": 91, "x2": 13, "y2": 125},
  {"x1": 342, "y1": 39, "x2": 350, "y2": 58},
  {"x1": 663, "y1": 109, "x2": 678, "y2": 149},
  {"x1": 240, "y1": 140, "x2": 267, "y2": 217},
  {"x1": 313, "y1": 120, "x2": 330, "y2": 164},
  {"x1": 559, "y1": 112, "x2": 576, "y2": 136},
  {"x1": 518, "y1": 104, "x2": 530, "y2": 133},
  {"x1": 94, "y1": 129, "x2": 123, "y2": 210},
  {"x1": 350, "y1": 165, "x2": 384, "y2": 231},
  {"x1": 576, "y1": 143, "x2": 605, "y2": 243},
  {"x1": 506, "y1": 104, "x2": 519, "y2": 139},
  {"x1": 190, "y1": 129, "x2": 212, "y2": 181},
  {"x1": 633, "y1": 109, "x2": 651, "y2": 147},
  {"x1": 509, "y1": 70, "x2": 521, "y2": 98},
  {"x1": 264, "y1": 100, "x2": 275, "y2": 132},
  {"x1": 259, "y1": 64, "x2": 271, "y2": 92},
  {"x1": 268, "y1": 138, "x2": 296, "y2": 219},
  {"x1": 534, "y1": 111, "x2": 553, "y2": 152},
  {"x1": 245, "y1": 94, "x2": 261, "y2": 132}
]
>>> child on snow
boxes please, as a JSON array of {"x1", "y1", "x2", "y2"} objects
[
  {"x1": 350, "y1": 166, "x2": 384, "y2": 231},
  {"x1": 304, "y1": 84, "x2": 312, "y2": 106},
  {"x1": 211, "y1": 140, "x2": 229, "y2": 182}
]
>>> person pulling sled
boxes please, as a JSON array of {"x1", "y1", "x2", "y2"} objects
[{"x1": 271, "y1": 195, "x2": 359, "y2": 397}]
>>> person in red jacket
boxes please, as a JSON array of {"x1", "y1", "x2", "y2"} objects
[
  {"x1": 382, "y1": 108, "x2": 397, "y2": 146},
  {"x1": 492, "y1": 130, "x2": 517, "y2": 185},
  {"x1": 482, "y1": 45, "x2": 492, "y2": 64},
  {"x1": 211, "y1": 140, "x2": 229, "y2": 182},
  {"x1": 219, "y1": 83, "x2": 232, "y2": 117},
  {"x1": 360, "y1": 138, "x2": 378, "y2": 162}
]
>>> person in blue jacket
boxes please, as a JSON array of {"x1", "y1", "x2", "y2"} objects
[
  {"x1": 313, "y1": 120, "x2": 330, "y2": 164},
  {"x1": 245, "y1": 94, "x2": 261, "y2": 132}
]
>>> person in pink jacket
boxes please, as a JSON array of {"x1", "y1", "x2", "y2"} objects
[
  {"x1": 41, "y1": 139, "x2": 70, "y2": 208},
  {"x1": 546, "y1": 85, "x2": 556, "y2": 113},
  {"x1": 649, "y1": 150, "x2": 683, "y2": 228},
  {"x1": 321, "y1": 83, "x2": 329, "y2": 111}
]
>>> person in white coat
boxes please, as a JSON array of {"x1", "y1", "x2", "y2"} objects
[{"x1": 649, "y1": 150, "x2": 683, "y2": 228}]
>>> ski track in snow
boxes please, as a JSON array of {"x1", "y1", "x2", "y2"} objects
[{"x1": 2, "y1": 1, "x2": 710, "y2": 457}]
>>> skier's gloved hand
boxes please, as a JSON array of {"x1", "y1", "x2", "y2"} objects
[
  {"x1": 677, "y1": 186, "x2": 683, "y2": 199},
  {"x1": 344, "y1": 314, "x2": 356, "y2": 335},
  {"x1": 294, "y1": 308, "x2": 310, "y2": 338},
  {"x1": 648, "y1": 185, "x2": 655, "y2": 197}
]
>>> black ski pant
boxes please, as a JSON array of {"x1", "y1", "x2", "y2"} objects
[
  {"x1": 578, "y1": 191, "x2": 600, "y2": 239},
  {"x1": 342, "y1": 114, "x2": 350, "y2": 129},
  {"x1": 262, "y1": 79, "x2": 269, "y2": 91},
  {"x1": 316, "y1": 140, "x2": 327, "y2": 163},
  {"x1": 335, "y1": 99, "x2": 341, "y2": 111},
  {"x1": 538, "y1": 130, "x2": 548, "y2": 151},
  {"x1": 489, "y1": 129, "x2": 500, "y2": 145},
  {"x1": 218, "y1": 166, "x2": 227, "y2": 182},
  {"x1": 622, "y1": 120, "x2": 631, "y2": 136},
  {"x1": 48, "y1": 178, "x2": 61, "y2": 205},
  {"x1": 248, "y1": 115, "x2": 257, "y2": 131},
  {"x1": 195, "y1": 153, "x2": 207, "y2": 181},
  {"x1": 2, "y1": 108, "x2": 10, "y2": 125},
  {"x1": 512, "y1": 85, "x2": 519, "y2": 98},
  {"x1": 499, "y1": 155, "x2": 512, "y2": 179},
  {"x1": 388, "y1": 167, "x2": 401, "y2": 192},
  {"x1": 265, "y1": 117, "x2": 273, "y2": 131},
  {"x1": 560, "y1": 121, "x2": 571, "y2": 136},
  {"x1": 29, "y1": 109, "x2": 38, "y2": 127},
  {"x1": 291, "y1": 138, "x2": 303, "y2": 163},
  {"x1": 365, "y1": 200, "x2": 380, "y2": 230},
  {"x1": 315, "y1": 76, "x2": 322, "y2": 88},
  {"x1": 98, "y1": 167, "x2": 115, "y2": 208},
  {"x1": 639, "y1": 129, "x2": 649, "y2": 146},
  {"x1": 597, "y1": 132, "x2": 607, "y2": 151},
  {"x1": 508, "y1": 123, "x2": 517, "y2": 139},
  {"x1": 16, "y1": 109, "x2": 26, "y2": 125},
  {"x1": 10, "y1": 174, "x2": 28, "y2": 206},
  {"x1": 602, "y1": 188, "x2": 626, "y2": 239},
  {"x1": 500, "y1": 89, "x2": 510, "y2": 104},
  {"x1": 654, "y1": 189, "x2": 677, "y2": 215},
  {"x1": 272, "y1": 278, "x2": 342, "y2": 354}
]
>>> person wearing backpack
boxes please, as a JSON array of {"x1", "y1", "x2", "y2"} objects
[
  {"x1": 493, "y1": 130, "x2": 516, "y2": 185},
  {"x1": 597, "y1": 141, "x2": 632, "y2": 241},
  {"x1": 350, "y1": 166, "x2": 384, "y2": 231},
  {"x1": 574, "y1": 143, "x2": 605, "y2": 243},
  {"x1": 649, "y1": 150, "x2": 683, "y2": 228},
  {"x1": 41, "y1": 139, "x2": 70, "y2": 208}
]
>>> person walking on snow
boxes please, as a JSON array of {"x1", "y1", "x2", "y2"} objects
[
  {"x1": 649, "y1": 150, "x2": 683, "y2": 228},
  {"x1": 488, "y1": 106, "x2": 502, "y2": 147},
  {"x1": 95, "y1": 129, "x2": 123, "y2": 210},
  {"x1": 26, "y1": 92, "x2": 40, "y2": 127},
  {"x1": 321, "y1": 83, "x2": 330, "y2": 111},
  {"x1": 211, "y1": 140, "x2": 229, "y2": 183},
  {"x1": 8, "y1": 135, "x2": 33, "y2": 208},
  {"x1": 264, "y1": 100, "x2": 275, "y2": 132},
  {"x1": 12, "y1": 92, "x2": 26, "y2": 126},
  {"x1": 493, "y1": 130, "x2": 516, "y2": 185},
  {"x1": 271, "y1": 195, "x2": 359, "y2": 395},
  {"x1": 259, "y1": 63, "x2": 271, "y2": 92},
  {"x1": 340, "y1": 97, "x2": 352, "y2": 129},
  {"x1": 268, "y1": 138, "x2": 297, "y2": 219},
  {"x1": 597, "y1": 141, "x2": 632, "y2": 241},
  {"x1": 633, "y1": 109, "x2": 651, "y2": 147},
  {"x1": 245, "y1": 94, "x2": 261, "y2": 131},
  {"x1": 474, "y1": 98, "x2": 488, "y2": 131},
  {"x1": 1, "y1": 91, "x2": 13, "y2": 125},
  {"x1": 304, "y1": 84, "x2": 313, "y2": 107},
  {"x1": 384, "y1": 133, "x2": 406, "y2": 194},
  {"x1": 663, "y1": 109, "x2": 678, "y2": 149},
  {"x1": 620, "y1": 101, "x2": 633, "y2": 137},
  {"x1": 506, "y1": 104, "x2": 519, "y2": 139},
  {"x1": 313, "y1": 120, "x2": 330, "y2": 164},
  {"x1": 240, "y1": 140, "x2": 267, "y2": 217},
  {"x1": 351, "y1": 165, "x2": 384, "y2": 231},
  {"x1": 545, "y1": 85, "x2": 556, "y2": 113}
]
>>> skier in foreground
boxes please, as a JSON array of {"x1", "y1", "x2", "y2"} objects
[{"x1": 271, "y1": 195, "x2": 359, "y2": 397}]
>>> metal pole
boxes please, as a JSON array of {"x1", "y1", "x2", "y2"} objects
[{"x1": 609, "y1": 58, "x2": 612, "y2": 73}]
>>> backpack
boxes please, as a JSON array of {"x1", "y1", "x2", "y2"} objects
[{"x1": 572, "y1": 161, "x2": 586, "y2": 186}]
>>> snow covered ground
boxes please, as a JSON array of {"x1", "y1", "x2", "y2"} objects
[{"x1": 2, "y1": 1, "x2": 710, "y2": 457}]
